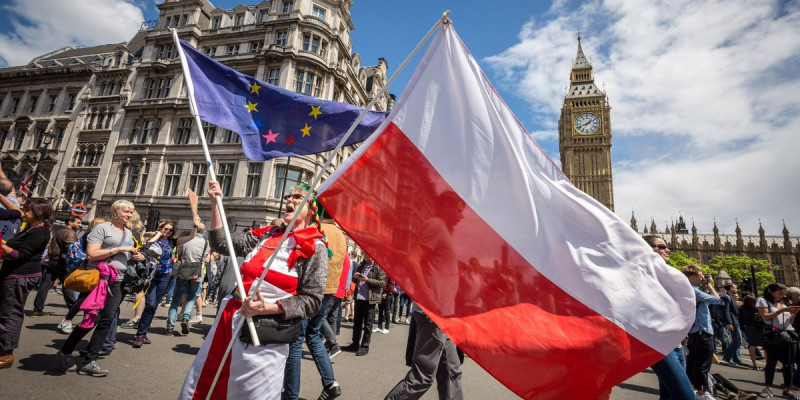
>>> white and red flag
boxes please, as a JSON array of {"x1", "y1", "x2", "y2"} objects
[
  {"x1": 18, "y1": 170, "x2": 35, "y2": 197},
  {"x1": 317, "y1": 22, "x2": 695, "y2": 399}
]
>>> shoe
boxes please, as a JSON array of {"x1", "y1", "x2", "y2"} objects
[
  {"x1": 120, "y1": 319, "x2": 139, "y2": 329},
  {"x1": 30, "y1": 310, "x2": 49, "y2": 317},
  {"x1": 380, "y1": 328, "x2": 389, "y2": 334},
  {"x1": 404, "y1": 317, "x2": 410, "y2": 324},
  {"x1": 98, "y1": 348, "x2": 113, "y2": 357},
  {"x1": 57, "y1": 319, "x2": 73, "y2": 334},
  {"x1": 760, "y1": 388, "x2": 774, "y2": 398},
  {"x1": 372, "y1": 327, "x2": 380, "y2": 332},
  {"x1": 141, "y1": 335, "x2": 151, "y2": 345},
  {"x1": 0, "y1": 351, "x2": 13, "y2": 369},
  {"x1": 188, "y1": 315, "x2": 203, "y2": 324},
  {"x1": 341, "y1": 343, "x2": 359, "y2": 352},
  {"x1": 78, "y1": 360, "x2": 109, "y2": 377},
  {"x1": 695, "y1": 392, "x2": 715, "y2": 400},
  {"x1": 181, "y1": 319, "x2": 190, "y2": 335},
  {"x1": 783, "y1": 391, "x2": 800, "y2": 400},
  {"x1": 739, "y1": 392, "x2": 758, "y2": 400},
  {"x1": 164, "y1": 329, "x2": 174, "y2": 336},
  {"x1": 355, "y1": 348, "x2": 369, "y2": 356},
  {"x1": 133, "y1": 335, "x2": 146, "y2": 348},
  {"x1": 752, "y1": 365, "x2": 763, "y2": 371},
  {"x1": 328, "y1": 345, "x2": 341, "y2": 359},
  {"x1": 56, "y1": 351, "x2": 76, "y2": 372},
  {"x1": 317, "y1": 381, "x2": 341, "y2": 400}
]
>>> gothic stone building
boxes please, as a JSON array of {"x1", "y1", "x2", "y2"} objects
[
  {"x1": 631, "y1": 214, "x2": 800, "y2": 286},
  {"x1": 0, "y1": 0, "x2": 391, "y2": 234}
]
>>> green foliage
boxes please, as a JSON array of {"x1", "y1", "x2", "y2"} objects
[
  {"x1": 708, "y1": 254, "x2": 774, "y2": 292},
  {"x1": 666, "y1": 251, "x2": 709, "y2": 273}
]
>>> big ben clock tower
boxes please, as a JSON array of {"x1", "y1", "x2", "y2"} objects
[{"x1": 559, "y1": 33, "x2": 614, "y2": 211}]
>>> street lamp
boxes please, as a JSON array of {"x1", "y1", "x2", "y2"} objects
[{"x1": 28, "y1": 129, "x2": 54, "y2": 198}]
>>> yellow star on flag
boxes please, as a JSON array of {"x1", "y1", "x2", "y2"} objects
[
  {"x1": 309, "y1": 105, "x2": 322, "y2": 120},
  {"x1": 249, "y1": 82, "x2": 261, "y2": 95},
  {"x1": 245, "y1": 101, "x2": 258, "y2": 112},
  {"x1": 300, "y1": 123, "x2": 312, "y2": 137}
]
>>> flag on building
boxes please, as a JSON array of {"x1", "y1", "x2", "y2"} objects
[
  {"x1": 177, "y1": 40, "x2": 388, "y2": 161},
  {"x1": 316, "y1": 22, "x2": 695, "y2": 399},
  {"x1": 18, "y1": 170, "x2": 35, "y2": 197}
]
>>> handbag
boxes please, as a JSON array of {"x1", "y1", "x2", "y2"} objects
[
  {"x1": 239, "y1": 314, "x2": 302, "y2": 345},
  {"x1": 762, "y1": 302, "x2": 795, "y2": 349},
  {"x1": 64, "y1": 265, "x2": 100, "y2": 292},
  {"x1": 64, "y1": 228, "x2": 127, "y2": 293},
  {"x1": 176, "y1": 239, "x2": 208, "y2": 281}
]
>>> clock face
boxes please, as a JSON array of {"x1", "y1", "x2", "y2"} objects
[{"x1": 574, "y1": 113, "x2": 600, "y2": 135}]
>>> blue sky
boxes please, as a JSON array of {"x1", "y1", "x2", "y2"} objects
[{"x1": 1, "y1": 0, "x2": 799, "y2": 237}]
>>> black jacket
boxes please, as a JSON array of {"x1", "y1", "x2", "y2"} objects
[
  {"x1": 353, "y1": 261, "x2": 386, "y2": 304},
  {"x1": 1, "y1": 225, "x2": 51, "y2": 279}
]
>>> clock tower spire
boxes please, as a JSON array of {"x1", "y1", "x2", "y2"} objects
[{"x1": 558, "y1": 32, "x2": 614, "y2": 210}]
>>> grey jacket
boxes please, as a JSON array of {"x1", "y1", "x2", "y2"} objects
[{"x1": 209, "y1": 228, "x2": 328, "y2": 320}]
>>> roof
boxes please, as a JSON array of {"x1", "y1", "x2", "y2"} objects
[
  {"x1": 566, "y1": 82, "x2": 604, "y2": 99},
  {"x1": 35, "y1": 43, "x2": 122, "y2": 62},
  {"x1": 573, "y1": 36, "x2": 591, "y2": 70}
]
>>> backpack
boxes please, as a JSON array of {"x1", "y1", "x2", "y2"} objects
[
  {"x1": 123, "y1": 246, "x2": 160, "y2": 294},
  {"x1": 65, "y1": 236, "x2": 88, "y2": 274}
]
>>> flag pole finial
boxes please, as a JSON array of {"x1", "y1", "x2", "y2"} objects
[{"x1": 443, "y1": 10, "x2": 451, "y2": 24}]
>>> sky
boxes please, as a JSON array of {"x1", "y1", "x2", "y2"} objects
[{"x1": 0, "y1": 0, "x2": 798, "y2": 237}]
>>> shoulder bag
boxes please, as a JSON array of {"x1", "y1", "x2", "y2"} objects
[
  {"x1": 762, "y1": 302, "x2": 794, "y2": 349},
  {"x1": 176, "y1": 238, "x2": 207, "y2": 281},
  {"x1": 64, "y1": 228, "x2": 127, "y2": 293}
]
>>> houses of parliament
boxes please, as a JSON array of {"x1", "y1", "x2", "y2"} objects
[{"x1": 559, "y1": 34, "x2": 800, "y2": 285}]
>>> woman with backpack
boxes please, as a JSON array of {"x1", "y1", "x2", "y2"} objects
[
  {"x1": 0, "y1": 199, "x2": 53, "y2": 369},
  {"x1": 756, "y1": 283, "x2": 800, "y2": 399},
  {"x1": 56, "y1": 200, "x2": 144, "y2": 377}
]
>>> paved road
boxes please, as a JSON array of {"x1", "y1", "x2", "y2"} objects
[{"x1": 0, "y1": 291, "x2": 769, "y2": 399}]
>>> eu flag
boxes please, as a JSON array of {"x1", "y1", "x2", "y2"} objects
[{"x1": 179, "y1": 40, "x2": 388, "y2": 160}]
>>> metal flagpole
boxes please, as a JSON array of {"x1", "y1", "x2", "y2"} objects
[
  {"x1": 171, "y1": 29, "x2": 261, "y2": 349},
  {"x1": 37, "y1": 173, "x2": 73, "y2": 208},
  {"x1": 277, "y1": 156, "x2": 291, "y2": 218},
  {"x1": 176, "y1": 10, "x2": 450, "y2": 397}
]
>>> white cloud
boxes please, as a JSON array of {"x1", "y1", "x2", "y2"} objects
[
  {"x1": 0, "y1": 0, "x2": 145, "y2": 67},
  {"x1": 486, "y1": 0, "x2": 800, "y2": 235}
]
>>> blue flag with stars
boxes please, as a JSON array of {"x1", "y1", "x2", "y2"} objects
[{"x1": 179, "y1": 40, "x2": 388, "y2": 160}]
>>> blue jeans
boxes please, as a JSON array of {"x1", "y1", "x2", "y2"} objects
[
  {"x1": 282, "y1": 294, "x2": 336, "y2": 400},
  {"x1": 723, "y1": 325, "x2": 742, "y2": 364},
  {"x1": 652, "y1": 347, "x2": 694, "y2": 400},
  {"x1": 136, "y1": 273, "x2": 172, "y2": 336},
  {"x1": 164, "y1": 276, "x2": 176, "y2": 304},
  {"x1": 166, "y1": 280, "x2": 199, "y2": 330}
]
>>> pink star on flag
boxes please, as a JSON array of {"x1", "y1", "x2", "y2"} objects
[{"x1": 263, "y1": 130, "x2": 279, "y2": 144}]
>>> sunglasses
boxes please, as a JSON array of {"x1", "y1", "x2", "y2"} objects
[
  {"x1": 653, "y1": 244, "x2": 669, "y2": 250},
  {"x1": 283, "y1": 193, "x2": 305, "y2": 202},
  {"x1": 161, "y1": 227, "x2": 174, "y2": 232}
]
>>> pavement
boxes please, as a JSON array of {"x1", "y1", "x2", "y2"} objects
[{"x1": 0, "y1": 290, "x2": 771, "y2": 399}]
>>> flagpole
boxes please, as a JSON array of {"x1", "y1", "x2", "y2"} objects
[
  {"x1": 180, "y1": 10, "x2": 450, "y2": 396},
  {"x1": 171, "y1": 29, "x2": 261, "y2": 349},
  {"x1": 37, "y1": 173, "x2": 72, "y2": 207}
]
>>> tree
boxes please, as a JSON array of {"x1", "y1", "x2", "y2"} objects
[
  {"x1": 666, "y1": 251, "x2": 710, "y2": 273},
  {"x1": 707, "y1": 254, "x2": 774, "y2": 293}
]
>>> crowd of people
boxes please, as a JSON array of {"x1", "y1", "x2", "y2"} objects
[
  {"x1": 0, "y1": 174, "x2": 471, "y2": 400},
  {"x1": 644, "y1": 234, "x2": 800, "y2": 400}
]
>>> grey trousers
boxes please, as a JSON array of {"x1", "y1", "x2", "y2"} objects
[{"x1": 385, "y1": 313, "x2": 463, "y2": 400}]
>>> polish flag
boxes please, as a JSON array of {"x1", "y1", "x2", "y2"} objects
[{"x1": 317, "y1": 22, "x2": 695, "y2": 399}]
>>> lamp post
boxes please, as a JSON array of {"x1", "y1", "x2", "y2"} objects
[{"x1": 29, "y1": 129, "x2": 54, "y2": 198}]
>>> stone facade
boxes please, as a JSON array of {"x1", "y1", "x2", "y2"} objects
[
  {"x1": 0, "y1": 0, "x2": 390, "y2": 235},
  {"x1": 558, "y1": 33, "x2": 614, "y2": 211},
  {"x1": 631, "y1": 214, "x2": 800, "y2": 286}
]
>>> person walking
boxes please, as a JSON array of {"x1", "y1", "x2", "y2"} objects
[
  {"x1": 342, "y1": 253, "x2": 386, "y2": 357},
  {"x1": 721, "y1": 283, "x2": 744, "y2": 366},
  {"x1": 683, "y1": 264, "x2": 724, "y2": 400}
]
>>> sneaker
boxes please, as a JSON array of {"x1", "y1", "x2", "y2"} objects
[
  {"x1": 181, "y1": 319, "x2": 190, "y2": 335},
  {"x1": 30, "y1": 310, "x2": 49, "y2": 317},
  {"x1": 695, "y1": 392, "x2": 715, "y2": 400},
  {"x1": 78, "y1": 360, "x2": 109, "y2": 377},
  {"x1": 57, "y1": 319, "x2": 73, "y2": 334},
  {"x1": 404, "y1": 317, "x2": 410, "y2": 324},
  {"x1": 328, "y1": 345, "x2": 342, "y2": 359},
  {"x1": 120, "y1": 319, "x2": 139, "y2": 329},
  {"x1": 355, "y1": 348, "x2": 369, "y2": 356},
  {"x1": 783, "y1": 391, "x2": 800, "y2": 400},
  {"x1": 133, "y1": 335, "x2": 146, "y2": 348},
  {"x1": 141, "y1": 335, "x2": 151, "y2": 345},
  {"x1": 164, "y1": 329, "x2": 175, "y2": 336},
  {"x1": 760, "y1": 388, "x2": 774, "y2": 398},
  {"x1": 372, "y1": 327, "x2": 380, "y2": 332},
  {"x1": 188, "y1": 315, "x2": 203, "y2": 324},
  {"x1": 380, "y1": 328, "x2": 389, "y2": 334},
  {"x1": 317, "y1": 381, "x2": 341, "y2": 400},
  {"x1": 56, "y1": 351, "x2": 76, "y2": 372}
]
